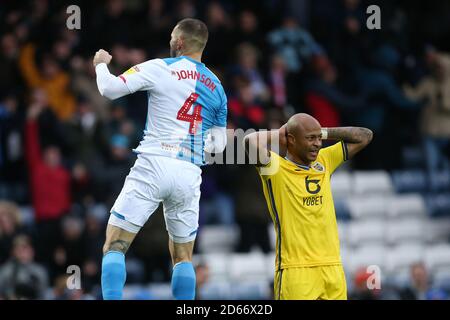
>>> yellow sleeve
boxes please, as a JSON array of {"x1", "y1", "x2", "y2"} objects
[{"x1": 319, "y1": 141, "x2": 348, "y2": 174}]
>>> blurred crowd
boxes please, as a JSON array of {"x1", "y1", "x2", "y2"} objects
[{"x1": 1, "y1": 0, "x2": 450, "y2": 299}]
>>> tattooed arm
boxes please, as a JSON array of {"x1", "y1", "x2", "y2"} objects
[{"x1": 322, "y1": 127, "x2": 373, "y2": 159}]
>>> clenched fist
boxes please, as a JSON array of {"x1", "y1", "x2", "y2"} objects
[{"x1": 93, "y1": 49, "x2": 112, "y2": 67}]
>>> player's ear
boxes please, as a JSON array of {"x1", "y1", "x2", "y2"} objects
[
  {"x1": 177, "y1": 37, "x2": 184, "y2": 51},
  {"x1": 287, "y1": 133, "x2": 295, "y2": 146}
]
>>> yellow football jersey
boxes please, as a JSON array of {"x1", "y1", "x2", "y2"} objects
[{"x1": 258, "y1": 141, "x2": 348, "y2": 270}]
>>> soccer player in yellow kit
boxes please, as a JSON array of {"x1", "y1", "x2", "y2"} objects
[{"x1": 243, "y1": 113, "x2": 373, "y2": 300}]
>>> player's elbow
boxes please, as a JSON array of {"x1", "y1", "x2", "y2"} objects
[
  {"x1": 98, "y1": 85, "x2": 120, "y2": 100},
  {"x1": 364, "y1": 128, "x2": 373, "y2": 144}
]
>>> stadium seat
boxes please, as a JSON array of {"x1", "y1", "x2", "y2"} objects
[
  {"x1": 433, "y1": 269, "x2": 450, "y2": 293},
  {"x1": 429, "y1": 171, "x2": 450, "y2": 192},
  {"x1": 337, "y1": 221, "x2": 350, "y2": 246},
  {"x1": 122, "y1": 285, "x2": 145, "y2": 300},
  {"x1": 386, "y1": 194, "x2": 427, "y2": 219},
  {"x1": 348, "y1": 220, "x2": 386, "y2": 247},
  {"x1": 391, "y1": 170, "x2": 427, "y2": 193},
  {"x1": 353, "y1": 171, "x2": 393, "y2": 195},
  {"x1": 386, "y1": 218, "x2": 426, "y2": 245},
  {"x1": 339, "y1": 245, "x2": 352, "y2": 269},
  {"x1": 268, "y1": 223, "x2": 276, "y2": 251},
  {"x1": 425, "y1": 193, "x2": 450, "y2": 217},
  {"x1": 331, "y1": 171, "x2": 353, "y2": 198},
  {"x1": 199, "y1": 281, "x2": 233, "y2": 300},
  {"x1": 346, "y1": 195, "x2": 388, "y2": 220},
  {"x1": 197, "y1": 225, "x2": 239, "y2": 253},
  {"x1": 147, "y1": 283, "x2": 173, "y2": 300},
  {"x1": 346, "y1": 244, "x2": 386, "y2": 274},
  {"x1": 334, "y1": 198, "x2": 352, "y2": 221},
  {"x1": 229, "y1": 252, "x2": 268, "y2": 282},
  {"x1": 385, "y1": 243, "x2": 425, "y2": 273},
  {"x1": 401, "y1": 146, "x2": 425, "y2": 169},
  {"x1": 125, "y1": 258, "x2": 146, "y2": 283},
  {"x1": 194, "y1": 253, "x2": 230, "y2": 282},
  {"x1": 425, "y1": 244, "x2": 450, "y2": 272},
  {"x1": 387, "y1": 268, "x2": 412, "y2": 289},
  {"x1": 424, "y1": 218, "x2": 450, "y2": 243},
  {"x1": 231, "y1": 280, "x2": 271, "y2": 300},
  {"x1": 265, "y1": 252, "x2": 276, "y2": 281}
]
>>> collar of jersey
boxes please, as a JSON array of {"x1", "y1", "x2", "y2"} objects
[
  {"x1": 180, "y1": 55, "x2": 205, "y2": 66},
  {"x1": 284, "y1": 157, "x2": 310, "y2": 170}
]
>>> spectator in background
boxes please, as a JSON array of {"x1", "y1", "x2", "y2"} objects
[
  {"x1": 174, "y1": 0, "x2": 197, "y2": 22},
  {"x1": 266, "y1": 16, "x2": 322, "y2": 107},
  {"x1": 0, "y1": 235, "x2": 49, "y2": 299},
  {"x1": 231, "y1": 43, "x2": 270, "y2": 104},
  {"x1": 331, "y1": 0, "x2": 370, "y2": 72},
  {"x1": 94, "y1": 134, "x2": 135, "y2": 208},
  {"x1": 267, "y1": 15, "x2": 323, "y2": 74},
  {"x1": 65, "y1": 97, "x2": 109, "y2": 169},
  {"x1": 50, "y1": 274, "x2": 94, "y2": 300},
  {"x1": 0, "y1": 33, "x2": 24, "y2": 96},
  {"x1": 19, "y1": 43, "x2": 75, "y2": 121},
  {"x1": 268, "y1": 54, "x2": 288, "y2": 109},
  {"x1": 234, "y1": 10, "x2": 265, "y2": 50},
  {"x1": 25, "y1": 102, "x2": 71, "y2": 266},
  {"x1": 71, "y1": 56, "x2": 111, "y2": 120},
  {"x1": 52, "y1": 215, "x2": 86, "y2": 280},
  {"x1": 305, "y1": 54, "x2": 364, "y2": 128},
  {"x1": 228, "y1": 76, "x2": 266, "y2": 130},
  {"x1": 135, "y1": 0, "x2": 172, "y2": 55},
  {"x1": 0, "y1": 94, "x2": 27, "y2": 201},
  {"x1": 203, "y1": 1, "x2": 233, "y2": 68},
  {"x1": 71, "y1": 162, "x2": 96, "y2": 205},
  {"x1": 92, "y1": 0, "x2": 133, "y2": 49},
  {"x1": 350, "y1": 45, "x2": 424, "y2": 169},
  {"x1": 398, "y1": 262, "x2": 448, "y2": 300},
  {"x1": 404, "y1": 48, "x2": 450, "y2": 190},
  {"x1": 0, "y1": 201, "x2": 25, "y2": 264}
]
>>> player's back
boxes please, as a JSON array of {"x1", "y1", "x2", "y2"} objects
[{"x1": 122, "y1": 56, "x2": 227, "y2": 166}]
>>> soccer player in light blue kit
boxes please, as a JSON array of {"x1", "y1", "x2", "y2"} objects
[{"x1": 93, "y1": 18, "x2": 227, "y2": 300}]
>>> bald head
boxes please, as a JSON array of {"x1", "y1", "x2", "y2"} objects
[
  {"x1": 286, "y1": 113, "x2": 321, "y2": 136},
  {"x1": 286, "y1": 113, "x2": 323, "y2": 165}
]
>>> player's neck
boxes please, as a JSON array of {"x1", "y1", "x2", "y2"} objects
[
  {"x1": 285, "y1": 152, "x2": 310, "y2": 168},
  {"x1": 180, "y1": 52, "x2": 202, "y2": 63}
]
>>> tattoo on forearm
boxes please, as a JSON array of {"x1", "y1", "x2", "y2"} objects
[
  {"x1": 107, "y1": 240, "x2": 130, "y2": 254},
  {"x1": 326, "y1": 127, "x2": 373, "y2": 144}
]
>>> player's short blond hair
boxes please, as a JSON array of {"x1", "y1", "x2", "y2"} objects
[{"x1": 175, "y1": 18, "x2": 209, "y2": 53}]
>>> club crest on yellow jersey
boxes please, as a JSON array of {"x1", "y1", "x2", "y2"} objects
[{"x1": 312, "y1": 161, "x2": 325, "y2": 172}]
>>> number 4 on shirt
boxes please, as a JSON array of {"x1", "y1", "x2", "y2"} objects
[{"x1": 177, "y1": 93, "x2": 203, "y2": 134}]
